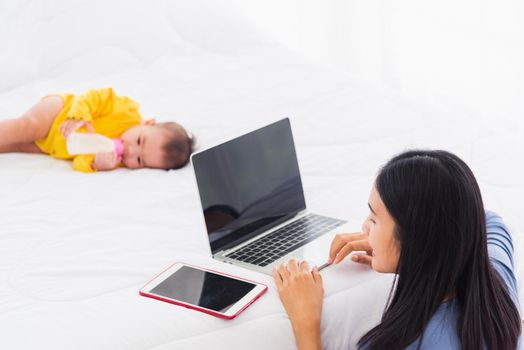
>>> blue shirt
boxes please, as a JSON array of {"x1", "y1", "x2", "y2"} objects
[{"x1": 404, "y1": 211, "x2": 522, "y2": 349}]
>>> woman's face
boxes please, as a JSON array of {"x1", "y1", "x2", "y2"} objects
[{"x1": 363, "y1": 185, "x2": 400, "y2": 273}]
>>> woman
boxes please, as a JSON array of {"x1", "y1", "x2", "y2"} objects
[{"x1": 273, "y1": 150, "x2": 521, "y2": 350}]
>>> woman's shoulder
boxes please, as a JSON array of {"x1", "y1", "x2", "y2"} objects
[
  {"x1": 484, "y1": 210, "x2": 518, "y2": 296},
  {"x1": 404, "y1": 300, "x2": 461, "y2": 350}
]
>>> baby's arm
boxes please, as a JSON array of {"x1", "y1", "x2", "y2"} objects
[
  {"x1": 66, "y1": 88, "x2": 114, "y2": 123},
  {"x1": 59, "y1": 119, "x2": 94, "y2": 138},
  {"x1": 59, "y1": 88, "x2": 116, "y2": 138},
  {"x1": 73, "y1": 155, "x2": 96, "y2": 173},
  {"x1": 93, "y1": 152, "x2": 120, "y2": 171},
  {"x1": 73, "y1": 151, "x2": 120, "y2": 173}
]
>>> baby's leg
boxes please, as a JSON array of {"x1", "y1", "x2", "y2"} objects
[
  {"x1": 0, "y1": 142, "x2": 43, "y2": 153},
  {"x1": 0, "y1": 95, "x2": 63, "y2": 152}
]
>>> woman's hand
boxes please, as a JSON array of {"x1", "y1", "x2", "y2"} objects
[
  {"x1": 59, "y1": 119, "x2": 94, "y2": 138},
  {"x1": 93, "y1": 152, "x2": 120, "y2": 171},
  {"x1": 273, "y1": 259, "x2": 323, "y2": 350},
  {"x1": 328, "y1": 231, "x2": 373, "y2": 266}
]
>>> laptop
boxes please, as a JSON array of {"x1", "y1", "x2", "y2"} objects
[{"x1": 191, "y1": 118, "x2": 349, "y2": 275}]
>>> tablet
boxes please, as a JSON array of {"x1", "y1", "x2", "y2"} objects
[{"x1": 139, "y1": 262, "x2": 268, "y2": 319}]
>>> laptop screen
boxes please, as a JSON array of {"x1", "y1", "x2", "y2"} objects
[{"x1": 192, "y1": 118, "x2": 306, "y2": 254}]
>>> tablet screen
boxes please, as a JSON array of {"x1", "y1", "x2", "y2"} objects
[{"x1": 150, "y1": 266, "x2": 256, "y2": 313}]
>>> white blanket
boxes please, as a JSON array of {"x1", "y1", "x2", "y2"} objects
[{"x1": 0, "y1": 0, "x2": 522, "y2": 349}]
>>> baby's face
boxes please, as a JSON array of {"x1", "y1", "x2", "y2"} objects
[{"x1": 120, "y1": 125, "x2": 170, "y2": 169}]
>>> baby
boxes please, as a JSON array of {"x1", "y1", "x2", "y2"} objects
[{"x1": 0, "y1": 88, "x2": 193, "y2": 172}]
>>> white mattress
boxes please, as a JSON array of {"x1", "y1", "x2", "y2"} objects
[{"x1": 0, "y1": 0, "x2": 522, "y2": 349}]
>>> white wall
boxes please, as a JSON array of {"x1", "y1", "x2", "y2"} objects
[{"x1": 226, "y1": 0, "x2": 524, "y2": 133}]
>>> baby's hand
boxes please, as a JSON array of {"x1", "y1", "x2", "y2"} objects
[
  {"x1": 59, "y1": 119, "x2": 94, "y2": 138},
  {"x1": 93, "y1": 152, "x2": 120, "y2": 171}
]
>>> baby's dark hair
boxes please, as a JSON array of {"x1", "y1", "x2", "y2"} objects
[{"x1": 155, "y1": 122, "x2": 194, "y2": 170}]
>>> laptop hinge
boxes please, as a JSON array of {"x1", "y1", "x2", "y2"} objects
[
  {"x1": 212, "y1": 210, "x2": 308, "y2": 257},
  {"x1": 214, "y1": 250, "x2": 226, "y2": 257}
]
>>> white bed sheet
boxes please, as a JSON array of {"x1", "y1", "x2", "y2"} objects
[{"x1": 0, "y1": 0, "x2": 522, "y2": 349}]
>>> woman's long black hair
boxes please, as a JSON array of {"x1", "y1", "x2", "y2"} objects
[{"x1": 358, "y1": 150, "x2": 521, "y2": 350}]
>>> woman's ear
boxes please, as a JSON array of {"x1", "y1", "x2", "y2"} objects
[{"x1": 143, "y1": 118, "x2": 156, "y2": 125}]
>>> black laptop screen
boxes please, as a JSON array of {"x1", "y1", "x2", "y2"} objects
[{"x1": 192, "y1": 118, "x2": 306, "y2": 254}]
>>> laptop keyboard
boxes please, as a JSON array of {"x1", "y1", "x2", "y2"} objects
[{"x1": 225, "y1": 213, "x2": 346, "y2": 267}]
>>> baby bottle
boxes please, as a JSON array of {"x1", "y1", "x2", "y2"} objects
[{"x1": 67, "y1": 132, "x2": 124, "y2": 160}]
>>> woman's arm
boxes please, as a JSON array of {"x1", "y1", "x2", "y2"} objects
[
  {"x1": 273, "y1": 259, "x2": 324, "y2": 350},
  {"x1": 485, "y1": 211, "x2": 518, "y2": 296},
  {"x1": 273, "y1": 232, "x2": 374, "y2": 350},
  {"x1": 292, "y1": 323, "x2": 323, "y2": 350}
]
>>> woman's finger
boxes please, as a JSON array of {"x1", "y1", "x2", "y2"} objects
[
  {"x1": 312, "y1": 267, "x2": 323, "y2": 285},
  {"x1": 272, "y1": 267, "x2": 283, "y2": 288},
  {"x1": 334, "y1": 239, "x2": 371, "y2": 264},
  {"x1": 278, "y1": 263, "x2": 290, "y2": 281},
  {"x1": 287, "y1": 259, "x2": 299, "y2": 273},
  {"x1": 350, "y1": 253, "x2": 373, "y2": 266},
  {"x1": 328, "y1": 232, "x2": 366, "y2": 263},
  {"x1": 299, "y1": 260, "x2": 310, "y2": 272},
  {"x1": 328, "y1": 234, "x2": 346, "y2": 263}
]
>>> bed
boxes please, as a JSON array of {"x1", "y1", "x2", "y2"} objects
[{"x1": 1, "y1": 0, "x2": 522, "y2": 349}]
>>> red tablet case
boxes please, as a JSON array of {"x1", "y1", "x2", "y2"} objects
[{"x1": 139, "y1": 262, "x2": 268, "y2": 320}]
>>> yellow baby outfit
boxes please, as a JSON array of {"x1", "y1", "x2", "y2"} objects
[{"x1": 35, "y1": 88, "x2": 143, "y2": 172}]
